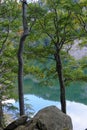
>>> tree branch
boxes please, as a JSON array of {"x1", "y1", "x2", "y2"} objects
[{"x1": 0, "y1": 24, "x2": 10, "y2": 55}]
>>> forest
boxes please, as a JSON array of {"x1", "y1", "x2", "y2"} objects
[{"x1": 0, "y1": 0, "x2": 87, "y2": 129}]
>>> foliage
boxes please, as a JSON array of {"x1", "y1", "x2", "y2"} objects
[
  {"x1": 0, "y1": 0, "x2": 87, "y2": 124},
  {"x1": 23, "y1": 0, "x2": 87, "y2": 87},
  {"x1": 24, "y1": 0, "x2": 87, "y2": 113},
  {"x1": 0, "y1": 0, "x2": 22, "y2": 126}
]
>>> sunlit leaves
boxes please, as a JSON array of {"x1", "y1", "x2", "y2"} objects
[
  {"x1": 0, "y1": 0, "x2": 21, "y2": 104},
  {"x1": 23, "y1": 0, "x2": 87, "y2": 88}
]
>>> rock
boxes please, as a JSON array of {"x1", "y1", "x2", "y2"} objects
[
  {"x1": 26, "y1": 105, "x2": 73, "y2": 130},
  {"x1": 4, "y1": 115, "x2": 28, "y2": 130},
  {"x1": 4, "y1": 106, "x2": 73, "y2": 130},
  {"x1": 0, "y1": 128, "x2": 3, "y2": 130},
  {"x1": 14, "y1": 125, "x2": 27, "y2": 130}
]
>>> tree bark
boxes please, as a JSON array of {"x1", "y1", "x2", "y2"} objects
[
  {"x1": 0, "y1": 98, "x2": 3, "y2": 128},
  {"x1": 55, "y1": 53, "x2": 66, "y2": 113},
  {"x1": 17, "y1": 1, "x2": 28, "y2": 116},
  {"x1": 18, "y1": 36, "x2": 25, "y2": 116}
]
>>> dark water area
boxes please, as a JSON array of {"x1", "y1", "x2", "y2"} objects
[{"x1": 23, "y1": 78, "x2": 87, "y2": 105}]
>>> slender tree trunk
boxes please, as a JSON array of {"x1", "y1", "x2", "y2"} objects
[
  {"x1": 18, "y1": 36, "x2": 25, "y2": 116},
  {"x1": 17, "y1": 1, "x2": 28, "y2": 116},
  {"x1": 55, "y1": 53, "x2": 66, "y2": 113},
  {"x1": 0, "y1": 98, "x2": 3, "y2": 128}
]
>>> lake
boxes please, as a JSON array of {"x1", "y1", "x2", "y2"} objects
[
  {"x1": 13, "y1": 78, "x2": 87, "y2": 130},
  {"x1": 23, "y1": 78, "x2": 87, "y2": 105}
]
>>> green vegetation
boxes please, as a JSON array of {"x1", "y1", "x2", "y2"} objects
[{"x1": 0, "y1": 0, "x2": 87, "y2": 127}]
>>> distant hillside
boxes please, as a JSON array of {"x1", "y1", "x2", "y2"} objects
[{"x1": 69, "y1": 40, "x2": 87, "y2": 59}]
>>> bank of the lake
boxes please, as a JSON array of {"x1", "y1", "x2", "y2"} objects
[
  {"x1": 21, "y1": 77, "x2": 87, "y2": 130},
  {"x1": 12, "y1": 94, "x2": 87, "y2": 130},
  {"x1": 12, "y1": 77, "x2": 87, "y2": 130}
]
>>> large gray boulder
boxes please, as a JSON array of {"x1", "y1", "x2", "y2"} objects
[
  {"x1": 4, "y1": 106, "x2": 73, "y2": 130},
  {"x1": 26, "y1": 105, "x2": 73, "y2": 130}
]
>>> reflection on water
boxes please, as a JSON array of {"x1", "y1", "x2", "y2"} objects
[
  {"x1": 15, "y1": 77, "x2": 87, "y2": 130},
  {"x1": 23, "y1": 78, "x2": 87, "y2": 105},
  {"x1": 13, "y1": 94, "x2": 87, "y2": 130},
  {"x1": 5, "y1": 93, "x2": 87, "y2": 130}
]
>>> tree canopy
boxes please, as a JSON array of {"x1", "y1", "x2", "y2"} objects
[{"x1": 0, "y1": 0, "x2": 87, "y2": 127}]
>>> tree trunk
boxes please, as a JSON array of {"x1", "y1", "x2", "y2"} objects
[
  {"x1": 0, "y1": 98, "x2": 3, "y2": 127},
  {"x1": 18, "y1": 36, "x2": 25, "y2": 116},
  {"x1": 55, "y1": 53, "x2": 66, "y2": 114},
  {"x1": 17, "y1": 1, "x2": 29, "y2": 116}
]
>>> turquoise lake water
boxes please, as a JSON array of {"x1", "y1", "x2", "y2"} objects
[
  {"x1": 23, "y1": 78, "x2": 87, "y2": 105},
  {"x1": 12, "y1": 77, "x2": 87, "y2": 130}
]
